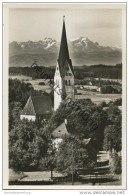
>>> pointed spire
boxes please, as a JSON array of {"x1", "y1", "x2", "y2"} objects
[
  {"x1": 57, "y1": 16, "x2": 74, "y2": 76},
  {"x1": 58, "y1": 16, "x2": 70, "y2": 72},
  {"x1": 63, "y1": 15, "x2": 65, "y2": 22}
]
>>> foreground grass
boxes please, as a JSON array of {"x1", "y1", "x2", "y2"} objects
[
  {"x1": 22, "y1": 171, "x2": 64, "y2": 181},
  {"x1": 9, "y1": 169, "x2": 121, "y2": 186},
  {"x1": 9, "y1": 169, "x2": 27, "y2": 182}
]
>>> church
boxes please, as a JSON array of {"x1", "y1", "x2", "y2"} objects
[
  {"x1": 54, "y1": 16, "x2": 74, "y2": 111},
  {"x1": 20, "y1": 17, "x2": 75, "y2": 120}
]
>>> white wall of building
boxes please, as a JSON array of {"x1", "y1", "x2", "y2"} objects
[
  {"x1": 20, "y1": 115, "x2": 36, "y2": 121},
  {"x1": 53, "y1": 138, "x2": 63, "y2": 149}
]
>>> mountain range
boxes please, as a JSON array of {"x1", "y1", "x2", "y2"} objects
[{"x1": 9, "y1": 37, "x2": 122, "y2": 67}]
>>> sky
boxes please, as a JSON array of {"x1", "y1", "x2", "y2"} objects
[{"x1": 8, "y1": 4, "x2": 123, "y2": 47}]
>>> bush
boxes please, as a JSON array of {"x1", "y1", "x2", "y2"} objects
[
  {"x1": 100, "y1": 101, "x2": 108, "y2": 107},
  {"x1": 114, "y1": 98, "x2": 122, "y2": 106}
]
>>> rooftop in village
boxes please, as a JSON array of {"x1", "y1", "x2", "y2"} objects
[{"x1": 21, "y1": 95, "x2": 53, "y2": 115}]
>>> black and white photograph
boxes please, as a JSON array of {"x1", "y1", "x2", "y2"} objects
[{"x1": 3, "y1": 3, "x2": 126, "y2": 190}]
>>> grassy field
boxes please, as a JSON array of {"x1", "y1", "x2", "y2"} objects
[
  {"x1": 9, "y1": 75, "x2": 122, "y2": 105},
  {"x1": 9, "y1": 75, "x2": 32, "y2": 81},
  {"x1": 75, "y1": 94, "x2": 122, "y2": 105},
  {"x1": 9, "y1": 75, "x2": 52, "y2": 93},
  {"x1": 25, "y1": 79, "x2": 52, "y2": 93},
  {"x1": 76, "y1": 85, "x2": 98, "y2": 90}
]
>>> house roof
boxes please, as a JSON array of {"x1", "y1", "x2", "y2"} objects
[
  {"x1": 21, "y1": 95, "x2": 53, "y2": 115},
  {"x1": 52, "y1": 122, "x2": 69, "y2": 138},
  {"x1": 58, "y1": 17, "x2": 74, "y2": 77}
]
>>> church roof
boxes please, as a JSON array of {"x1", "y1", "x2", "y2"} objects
[
  {"x1": 21, "y1": 95, "x2": 53, "y2": 115},
  {"x1": 58, "y1": 17, "x2": 74, "y2": 76},
  {"x1": 52, "y1": 122, "x2": 69, "y2": 138}
]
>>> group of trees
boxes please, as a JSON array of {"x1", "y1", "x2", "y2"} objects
[
  {"x1": 39, "y1": 135, "x2": 96, "y2": 180},
  {"x1": 55, "y1": 136, "x2": 96, "y2": 175},
  {"x1": 74, "y1": 64, "x2": 122, "y2": 80},
  {"x1": 100, "y1": 98, "x2": 122, "y2": 108},
  {"x1": 9, "y1": 117, "x2": 96, "y2": 178},
  {"x1": 9, "y1": 64, "x2": 122, "y2": 81},
  {"x1": 9, "y1": 78, "x2": 122, "y2": 177},
  {"x1": 43, "y1": 99, "x2": 107, "y2": 151},
  {"x1": 9, "y1": 79, "x2": 50, "y2": 107},
  {"x1": 9, "y1": 119, "x2": 48, "y2": 171},
  {"x1": 9, "y1": 66, "x2": 55, "y2": 80}
]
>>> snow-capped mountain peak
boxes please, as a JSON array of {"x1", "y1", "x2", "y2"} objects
[
  {"x1": 70, "y1": 36, "x2": 100, "y2": 50},
  {"x1": 44, "y1": 41, "x2": 56, "y2": 49}
]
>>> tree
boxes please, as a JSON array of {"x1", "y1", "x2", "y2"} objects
[
  {"x1": 9, "y1": 102, "x2": 22, "y2": 131},
  {"x1": 107, "y1": 104, "x2": 121, "y2": 124},
  {"x1": 110, "y1": 153, "x2": 122, "y2": 175},
  {"x1": 9, "y1": 79, "x2": 34, "y2": 106},
  {"x1": 56, "y1": 135, "x2": 96, "y2": 180},
  {"x1": 103, "y1": 123, "x2": 121, "y2": 153},
  {"x1": 39, "y1": 142, "x2": 57, "y2": 179},
  {"x1": 9, "y1": 119, "x2": 48, "y2": 171}
]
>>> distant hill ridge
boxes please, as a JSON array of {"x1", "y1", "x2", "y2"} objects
[
  {"x1": 9, "y1": 64, "x2": 122, "y2": 80},
  {"x1": 9, "y1": 37, "x2": 122, "y2": 67}
]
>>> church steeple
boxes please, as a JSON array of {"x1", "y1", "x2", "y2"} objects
[
  {"x1": 58, "y1": 16, "x2": 74, "y2": 76},
  {"x1": 58, "y1": 16, "x2": 69, "y2": 67},
  {"x1": 54, "y1": 17, "x2": 74, "y2": 111}
]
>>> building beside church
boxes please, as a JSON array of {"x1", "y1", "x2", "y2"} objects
[
  {"x1": 20, "y1": 96, "x2": 53, "y2": 121},
  {"x1": 54, "y1": 17, "x2": 75, "y2": 111},
  {"x1": 52, "y1": 119, "x2": 69, "y2": 149}
]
